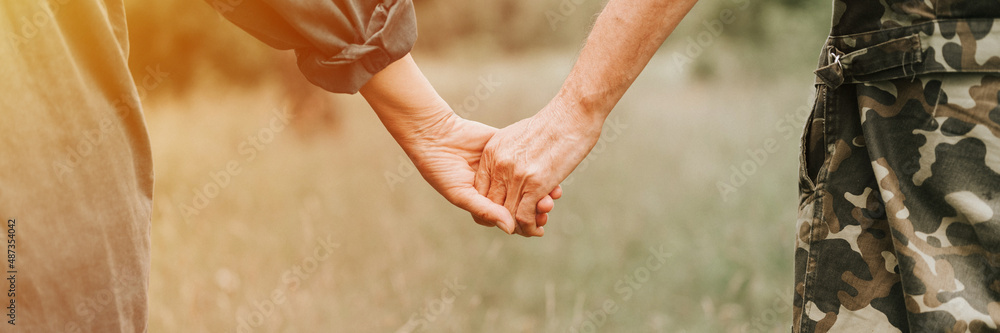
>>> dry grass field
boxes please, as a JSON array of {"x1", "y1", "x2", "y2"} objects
[
  {"x1": 128, "y1": 0, "x2": 837, "y2": 331},
  {"x1": 144, "y1": 46, "x2": 821, "y2": 332}
]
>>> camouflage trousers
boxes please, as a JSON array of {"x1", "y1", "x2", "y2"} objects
[{"x1": 792, "y1": 71, "x2": 1000, "y2": 332}]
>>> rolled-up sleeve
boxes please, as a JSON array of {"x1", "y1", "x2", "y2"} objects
[{"x1": 207, "y1": 0, "x2": 417, "y2": 94}]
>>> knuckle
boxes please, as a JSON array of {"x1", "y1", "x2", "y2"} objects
[
  {"x1": 516, "y1": 215, "x2": 534, "y2": 228},
  {"x1": 513, "y1": 167, "x2": 539, "y2": 181}
]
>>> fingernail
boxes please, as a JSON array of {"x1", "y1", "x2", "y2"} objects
[{"x1": 498, "y1": 221, "x2": 513, "y2": 234}]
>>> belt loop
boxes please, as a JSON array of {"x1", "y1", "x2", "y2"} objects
[{"x1": 815, "y1": 46, "x2": 846, "y2": 89}]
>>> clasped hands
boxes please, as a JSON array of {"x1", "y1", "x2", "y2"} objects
[
  {"x1": 358, "y1": 55, "x2": 605, "y2": 237},
  {"x1": 404, "y1": 98, "x2": 604, "y2": 237}
]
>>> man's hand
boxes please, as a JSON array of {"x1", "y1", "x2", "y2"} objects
[
  {"x1": 474, "y1": 98, "x2": 603, "y2": 237},
  {"x1": 471, "y1": 0, "x2": 700, "y2": 236},
  {"x1": 359, "y1": 54, "x2": 557, "y2": 234},
  {"x1": 403, "y1": 111, "x2": 561, "y2": 234}
]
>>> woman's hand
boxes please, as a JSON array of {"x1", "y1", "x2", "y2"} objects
[
  {"x1": 360, "y1": 54, "x2": 556, "y2": 234},
  {"x1": 474, "y1": 98, "x2": 604, "y2": 237},
  {"x1": 468, "y1": 0, "x2": 701, "y2": 236},
  {"x1": 402, "y1": 112, "x2": 535, "y2": 233}
]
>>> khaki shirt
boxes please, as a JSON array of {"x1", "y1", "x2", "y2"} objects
[{"x1": 0, "y1": 0, "x2": 415, "y2": 331}]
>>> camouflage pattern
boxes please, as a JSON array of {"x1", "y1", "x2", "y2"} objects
[
  {"x1": 794, "y1": 1, "x2": 1000, "y2": 331},
  {"x1": 814, "y1": 2, "x2": 1000, "y2": 89}
]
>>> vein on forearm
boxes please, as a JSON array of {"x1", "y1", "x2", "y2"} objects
[
  {"x1": 360, "y1": 54, "x2": 456, "y2": 154},
  {"x1": 560, "y1": 0, "x2": 699, "y2": 119}
]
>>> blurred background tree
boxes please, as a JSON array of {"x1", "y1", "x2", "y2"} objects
[{"x1": 124, "y1": 0, "x2": 831, "y2": 100}]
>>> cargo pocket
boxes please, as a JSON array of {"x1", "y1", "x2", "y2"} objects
[{"x1": 799, "y1": 85, "x2": 827, "y2": 196}]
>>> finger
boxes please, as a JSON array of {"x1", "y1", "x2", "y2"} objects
[
  {"x1": 474, "y1": 159, "x2": 492, "y2": 197},
  {"x1": 483, "y1": 167, "x2": 510, "y2": 233},
  {"x1": 471, "y1": 213, "x2": 493, "y2": 227},
  {"x1": 471, "y1": 168, "x2": 504, "y2": 232},
  {"x1": 515, "y1": 192, "x2": 547, "y2": 237},
  {"x1": 504, "y1": 184, "x2": 535, "y2": 237},
  {"x1": 550, "y1": 185, "x2": 563, "y2": 200},
  {"x1": 536, "y1": 195, "x2": 554, "y2": 214},
  {"x1": 520, "y1": 224, "x2": 544, "y2": 237},
  {"x1": 536, "y1": 213, "x2": 548, "y2": 227},
  {"x1": 486, "y1": 175, "x2": 507, "y2": 206},
  {"x1": 451, "y1": 187, "x2": 515, "y2": 234}
]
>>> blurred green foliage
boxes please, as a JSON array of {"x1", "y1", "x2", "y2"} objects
[
  {"x1": 134, "y1": 1, "x2": 836, "y2": 332},
  {"x1": 124, "y1": 0, "x2": 833, "y2": 95}
]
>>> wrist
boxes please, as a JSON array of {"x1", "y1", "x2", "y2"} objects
[
  {"x1": 553, "y1": 83, "x2": 613, "y2": 127},
  {"x1": 359, "y1": 53, "x2": 459, "y2": 157},
  {"x1": 390, "y1": 105, "x2": 459, "y2": 158},
  {"x1": 548, "y1": 90, "x2": 607, "y2": 136}
]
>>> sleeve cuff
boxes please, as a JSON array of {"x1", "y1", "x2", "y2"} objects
[{"x1": 294, "y1": 0, "x2": 417, "y2": 94}]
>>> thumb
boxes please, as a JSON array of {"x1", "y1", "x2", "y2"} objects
[
  {"x1": 474, "y1": 156, "x2": 492, "y2": 197},
  {"x1": 451, "y1": 187, "x2": 515, "y2": 234}
]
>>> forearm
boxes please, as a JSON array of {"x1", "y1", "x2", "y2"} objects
[
  {"x1": 556, "y1": 0, "x2": 699, "y2": 122},
  {"x1": 359, "y1": 54, "x2": 520, "y2": 233},
  {"x1": 359, "y1": 54, "x2": 455, "y2": 156}
]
